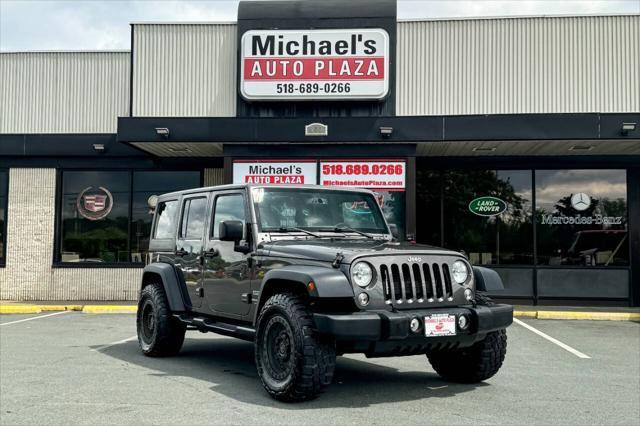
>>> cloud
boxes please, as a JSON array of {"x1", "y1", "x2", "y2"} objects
[
  {"x1": 398, "y1": 0, "x2": 640, "y2": 19},
  {"x1": 1, "y1": 0, "x2": 638, "y2": 51}
]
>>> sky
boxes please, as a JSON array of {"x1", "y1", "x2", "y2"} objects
[{"x1": 1, "y1": 0, "x2": 638, "y2": 51}]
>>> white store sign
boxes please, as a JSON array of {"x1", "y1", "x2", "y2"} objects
[
  {"x1": 240, "y1": 28, "x2": 389, "y2": 101},
  {"x1": 320, "y1": 160, "x2": 406, "y2": 190},
  {"x1": 233, "y1": 161, "x2": 317, "y2": 185}
]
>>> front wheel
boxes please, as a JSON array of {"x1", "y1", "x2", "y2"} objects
[
  {"x1": 427, "y1": 329, "x2": 507, "y2": 383},
  {"x1": 255, "y1": 293, "x2": 336, "y2": 402},
  {"x1": 137, "y1": 283, "x2": 186, "y2": 357}
]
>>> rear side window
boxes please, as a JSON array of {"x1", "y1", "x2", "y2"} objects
[
  {"x1": 180, "y1": 197, "x2": 207, "y2": 239},
  {"x1": 153, "y1": 200, "x2": 178, "y2": 239}
]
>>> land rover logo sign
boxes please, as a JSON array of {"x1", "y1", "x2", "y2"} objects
[
  {"x1": 240, "y1": 28, "x2": 389, "y2": 101},
  {"x1": 77, "y1": 186, "x2": 113, "y2": 221},
  {"x1": 468, "y1": 196, "x2": 507, "y2": 217}
]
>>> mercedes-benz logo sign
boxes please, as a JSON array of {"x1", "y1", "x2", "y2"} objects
[{"x1": 570, "y1": 192, "x2": 591, "y2": 211}]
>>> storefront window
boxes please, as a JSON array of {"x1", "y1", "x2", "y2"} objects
[
  {"x1": 443, "y1": 170, "x2": 533, "y2": 265},
  {"x1": 377, "y1": 191, "x2": 406, "y2": 239},
  {"x1": 59, "y1": 170, "x2": 200, "y2": 264},
  {"x1": 0, "y1": 170, "x2": 7, "y2": 266},
  {"x1": 535, "y1": 170, "x2": 628, "y2": 266},
  {"x1": 131, "y1": 171, "x2": 200, "y2": 262},
  {"x1": 416, "y1": 169, "x2": 442, "y2": 245},
  {"x1": 60, "y1": 171, "x2": 130, "y2": 263}
]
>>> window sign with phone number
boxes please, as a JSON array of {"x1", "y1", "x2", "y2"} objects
[{"x1": 320, "y1": 160, "x2": 406, "y2": 190}]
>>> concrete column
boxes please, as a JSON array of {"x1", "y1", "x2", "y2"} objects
[{"x1": 0, "y1": 168, "x2": 56, "y2": 300}]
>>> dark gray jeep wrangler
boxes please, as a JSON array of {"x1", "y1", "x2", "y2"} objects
[{"x1": 137, "y1": 184, "x2": 513, "y2": 401}]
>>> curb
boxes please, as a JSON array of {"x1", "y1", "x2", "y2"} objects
[
  {"x1": 515, "y1": 310, "x2": 640, "y2": 322},
  {"x1": 513, "y1": 310, "x2": 537, "y2": 319},
  {"x1": 0, "y1": 305, "x2": 43, "y2": 314},
  {"x1": 1, "y1": 304, "x2": 639, "y2": 321},
  {"x1": 82, "y1": 306, "x2": 138, "y2": 314},
  {"x1": 0, "y1": 304, "x2": 136, "y2": 314},
  {"x1": 535, "y1": 311, "x2": 640, "y2": 321}
]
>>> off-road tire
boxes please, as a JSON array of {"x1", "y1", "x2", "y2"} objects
[
  {"x1": 137, "y1": 283, "x2": 186, "y2": 357},
  {"x1": 427, "y1": 293, "x2": 507, "y2": 383},
  {"x1": 255, "y1": 293, "x2": 336, "y2": 402}
]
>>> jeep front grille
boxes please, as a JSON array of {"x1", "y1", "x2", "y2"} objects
[{"x1": 380, "y1": 262, "x2": 454, "y2": 305}]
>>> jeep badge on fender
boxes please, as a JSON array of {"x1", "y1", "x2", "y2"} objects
[{"x1": 136, "y1": 184, "x2": 513, "y2": 402}]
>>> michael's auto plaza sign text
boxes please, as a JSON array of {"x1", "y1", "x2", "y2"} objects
[{"x1": 240, "y1": 28, "x2": 389, "y2": 100}]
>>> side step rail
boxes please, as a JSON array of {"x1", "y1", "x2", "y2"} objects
[{"x1": 173, "y1": 314, "x2": 256, "y2": 342}]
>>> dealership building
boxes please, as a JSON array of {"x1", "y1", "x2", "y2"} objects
[{"x1": 0, "y1": 0, "x2": 638, "y2": 306}]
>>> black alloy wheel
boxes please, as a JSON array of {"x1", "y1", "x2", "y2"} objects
[
  {"x1": 255, "y1": 293, "x2": 336, "y2": 402},
  {"x1": 136, "y1": 283, "x2": 186, "y2": 357}
]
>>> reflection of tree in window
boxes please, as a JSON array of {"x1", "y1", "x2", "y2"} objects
[
  {"x1": 183, "y1": 198, "x2": 207, "y2": 239},
  {"x1": 377, "y1": 191, "x2": 406, "y2": 240},
  {"x1": 211, "y1": 194, "x2": 247, "y2": 272},
  {"x1": 535, "y1": 169, "x2": 628, "y2": 266},
  {"x1": 60, "y1": 171, "x2": 130, "y2": 263},
  {"x1": 213, "y1": 195, "x2": 246, "y2": 239},
  {"x1": 442, "y1": 170, "x2": 532, "y2": 265}
]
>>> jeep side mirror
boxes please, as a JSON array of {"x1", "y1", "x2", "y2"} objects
[
  {"x1": 388, "y1": 223, "x2": 399, "y2": 239},
  {"x1": 219, "y1": 220, "x2": 244, "y2": 242}
]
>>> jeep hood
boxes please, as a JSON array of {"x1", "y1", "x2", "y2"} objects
[{"x1": 260, "y1": 239, "x2": 463, "y2": 264}]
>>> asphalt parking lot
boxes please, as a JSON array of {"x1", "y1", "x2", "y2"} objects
[{"x1": 1, "y1": 313, "x2": 638, "y2": 425}]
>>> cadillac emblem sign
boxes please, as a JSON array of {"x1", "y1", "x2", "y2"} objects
[{"x1": 77, "y1": 186, "x2": 113, "y2": 221}]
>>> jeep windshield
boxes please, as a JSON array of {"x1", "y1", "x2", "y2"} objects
[{"x1": 252, "y1": 187, "x2": 389, "y2": 236}]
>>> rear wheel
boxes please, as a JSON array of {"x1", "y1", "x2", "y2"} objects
[
  {"x1": 255, "y1": 293, "x2": 336, "y2": 402},
  {"x1": 137, "y1": 283, "x2": 186, "y2": 357},
  {"x1": 426, "y1": 293, "x2": 507, "y2": 383}
]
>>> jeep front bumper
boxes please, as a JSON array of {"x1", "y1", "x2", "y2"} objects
[{"x1": 313, "y1": 304, "x2": 513, "y2": 352}]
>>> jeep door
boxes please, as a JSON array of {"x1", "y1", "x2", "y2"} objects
[
  {"x1": 203, "y1": 191, "x2": 251, "y2": 318},
  {"x1": 174, "y1": 193, "x2": 210, "y2": 309}
]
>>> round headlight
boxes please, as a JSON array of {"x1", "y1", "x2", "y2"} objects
[
  {"x1": 352, "y1": 262, "x2": 373, "y2": 288},
  {"x1": 451, "y1": 260, "x2": 469, "y2": 284}
]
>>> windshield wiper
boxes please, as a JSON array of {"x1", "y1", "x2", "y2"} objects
[
  {"x1": 333, "y1": 225, "x2": 374, "y2": 239},
  {"x1": 275, "y1": 227, "x2": 320, "y2": 238}
]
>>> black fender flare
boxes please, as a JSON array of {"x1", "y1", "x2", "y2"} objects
[
  {"x1": 473, "y1": 266, "x2": 505, "y2": 292},
  {"x1": 254, "y1": 265, "x2": 354, "y2": 324},
  {"x1": 140, "y1": 263, "x2": 189, "y2": 312}
]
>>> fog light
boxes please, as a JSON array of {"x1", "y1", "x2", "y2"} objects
[
  {"x1": 410, "y1": 317, "x2": 421, "y2": 333},
  {"x1": 458, "y1": 315, "x2": 469, "y2": 330},
  {"x1": 464, "y1": 288, "x2": 473, "y2": 301},
  {"x1": 357, "y1": 292, "x2": 370, "y2": 306}
]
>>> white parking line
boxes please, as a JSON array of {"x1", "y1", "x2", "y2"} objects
[
  {"x1": 0, "y1": 311, "x2": 71, "y2": 326},
  {"x1": 514, "y1": 318, "x2": 591, "y2": 359},
  {"x1": 92, "y1": 335, "x2": 138, "y2": 352}
]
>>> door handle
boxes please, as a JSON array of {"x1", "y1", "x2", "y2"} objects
[
  {"x1": 203, "y1": 248, "x2": 219, "y2": 258},
  {"x1": 175, "y1": 248, "x2": 188, "y2": 257}
]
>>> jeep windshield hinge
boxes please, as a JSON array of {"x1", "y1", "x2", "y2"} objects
[{"x1": 332, "y1": 252, "x2": 344, "y2": 268}]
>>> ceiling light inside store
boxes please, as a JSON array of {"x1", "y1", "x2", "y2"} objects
[
  {"x1": 168, "y1": 147, "x2": 191, "y2": 153},
  {"x1": 472, "y1": 146, "x2": 497, "y2": 152}
]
